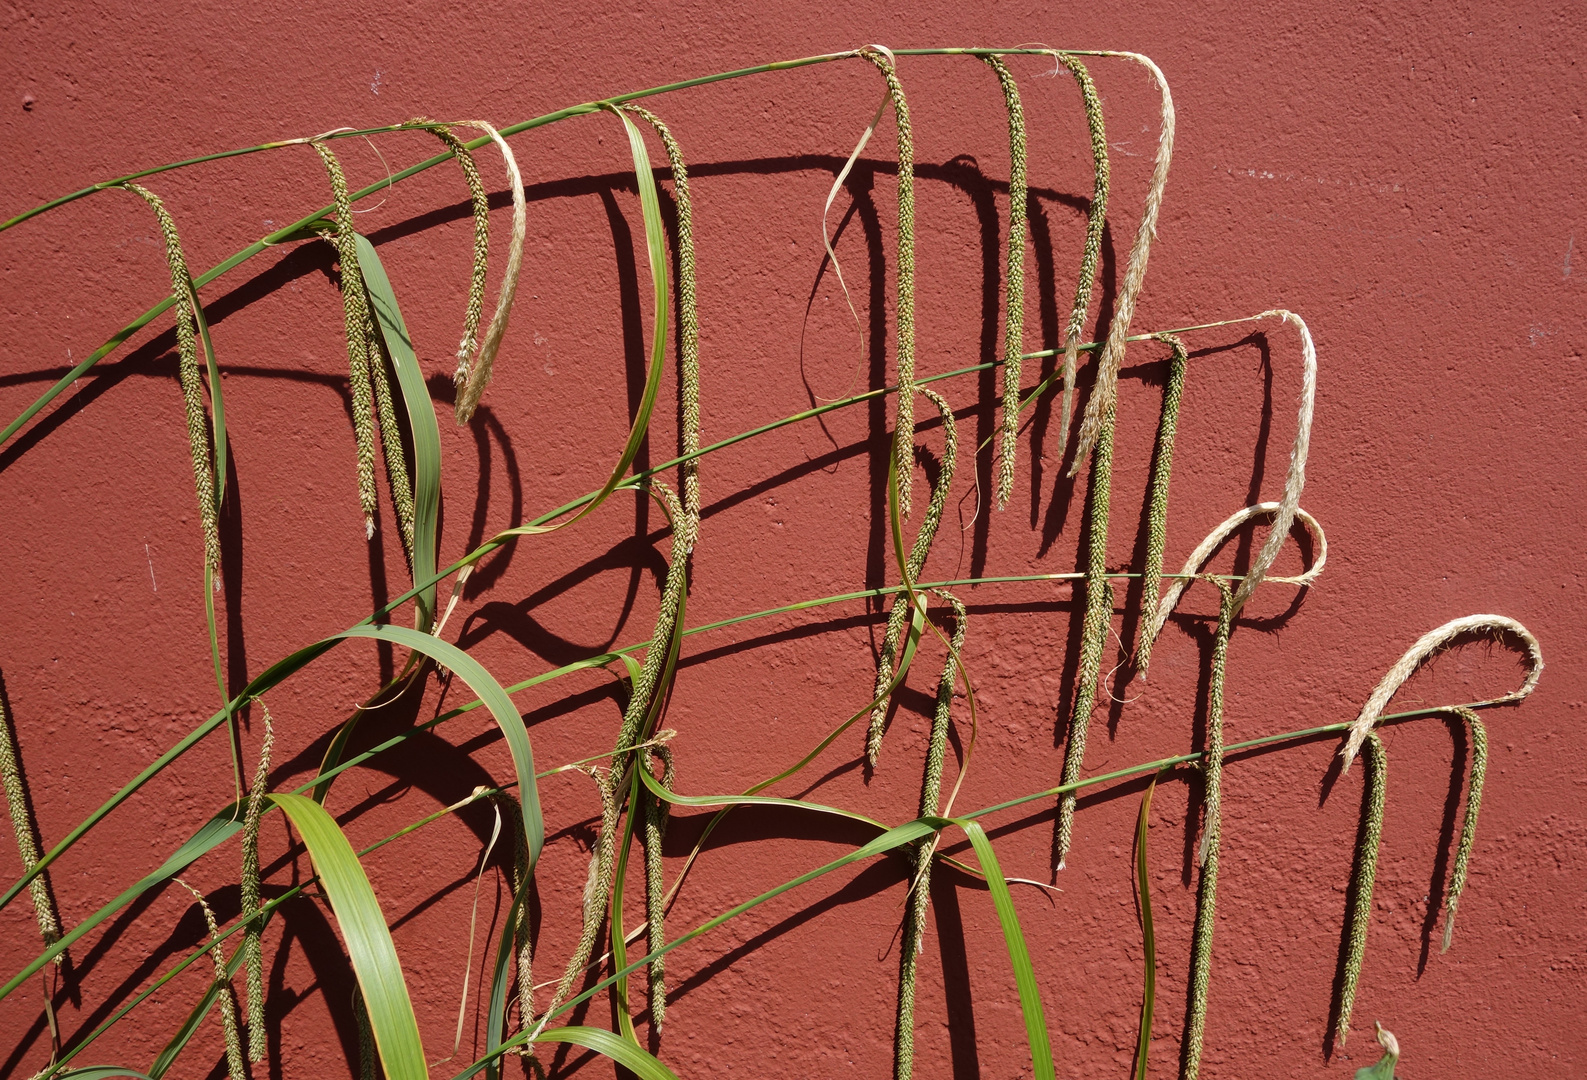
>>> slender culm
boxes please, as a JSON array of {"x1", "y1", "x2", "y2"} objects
[
  {"x1": 859, "y1": 47, "x2": 919, "y2": 519},
  {"x1": 240, "y1": 707, "x2": 275, "y2": 1061},
  {"x1": 122, "y1": 183, "x2": 220, "y2": 572},
  {"x1": 1135, "y1": 335, "x2": 1189, "y2": 677},
  {"x1": 1182, "y1": 579, "x2": 1235, "y2": 1080},
  {"x1": 981, "y1": 56, "x2": 1028, "y2": 511},
  {"x1": 643, "y1": 744, "x2": 676, "y2": 1028},
  {"x1": 1052, "y1": 54, "x2": 1110, "y2": 457},
  {"x1": 1443, "y1": 707, "x2": 1487, "y2": 952},
  {"x1": 311, "y1": 142, "x2": 381, "y2": 538},
  {"x1": 893, "y1": 593, "x2": 966, "y2": 1080},
  {"x1": 0, "y1": 674, "x2": 62, "y2": 958},
  {"x1": 1336, "y1": 731, "x2": 1387, "y2": 1048},
  {"x1": 410, "y1": 120, "x2": 491, "y2": 374},
  {"x1": 174, "y1": 878, "x2": 246, "y2": 1080},
  {"x1": 1055, "y1": 392, "x2": 1118, "y2": 867},
  {"x1": 868, "y1": 387, "x2": 958, "y2": 765}
]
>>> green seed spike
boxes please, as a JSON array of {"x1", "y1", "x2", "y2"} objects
[
  {"x1": 642, "y1": 744, "x2": 676, "y2": 1029},
  {"x1": 868, "y1": 387, "x2": 958, "y2": 766},
  {"x1": 893, "y1": 592, "x2": 966, "y2": 1080},
  {"x1": 1441, "y1": 711, "x2": 1487, "y2": 952},
  {"x1": 492, "y1": 790, "x2": 535, "y2": 1050},
  {"x1": 859, "y1": 47, "x2": 919, "y2": 519},
  {"x1": 1054, "y1": 390, "x2": 1118, "y2": 867},
  {"x1": 622, "y1": 106, "x2": 701, "y2": 526},
  {"x1": 173, "y1": 878, "x2": 247, "y2": 1080},
  {"x1": 367, "y1": 326, "x2": 417, "y2": 564},
  {"x1": 981, "y1": 55, "x2": 1028, "y2": 511},
  {"x1": 121, "y1": 183, "x2": 220, "y2": 574},
  {"x1": 1134, "y1": 335, "x2": 1189, "y2": 677},
  {"x1": 1182, "y1": 578, "x2": 1235, "y2": 1080},
  {"x1": 1051, "y1": 54, "x2": 1110, "y2": 457},
  {"x1": 352, "y1": 984, "x2": 377, "y2": 1080},
  {"x1": 0, "y1": 673, "x2": 62, "y2": 960},
  {"x1": 1443, "y1": 707, "x2": 1486, "y2": 952},
  {"x1": 1336, "y1": 730, "x2": 1387, "y2": 1048},
  {"x1": 544, "y1": 765, "x2": 622, "y2": 1022},
  {"x1": 240, "y1": 706, "x2": 275, "y2": 1061},
  {"x1": 311, "y1": 141, "x2": 382, "y2": 540},
  {"x1": 409, "y1": 120, "x2": 492, "y2": 377}
]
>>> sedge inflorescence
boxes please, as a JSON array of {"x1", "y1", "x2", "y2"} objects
[{"x1": 0, "y1": 45, "x2": 1552, "y2": 1080}]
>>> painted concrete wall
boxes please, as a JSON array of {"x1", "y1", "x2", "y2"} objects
[{"x1": 1, "y1": 2, "x2": 1582, "y2": 1077}]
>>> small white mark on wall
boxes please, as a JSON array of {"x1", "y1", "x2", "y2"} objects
[
  {"x1": 371, "y1": 70, "x2": 382, "y2": 96},
  {"x1": 144, "y1": 543, "x2": 158, "y2": 592},
  {"x1": 1216, "y1": 163, "x2": 1403, "y2": 193}
]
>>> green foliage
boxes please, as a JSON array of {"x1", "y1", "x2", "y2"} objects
[{"x1": 0, "y1": 45, "x2": 1540, "y2": 1080}]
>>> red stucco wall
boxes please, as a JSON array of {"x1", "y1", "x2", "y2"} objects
[{"x1": 2, "y1": 2, "x2": 1583, "y2": 1077}]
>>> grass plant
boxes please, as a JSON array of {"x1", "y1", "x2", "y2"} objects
[{"x1": 0, "y1": 45, "x2": 1544, "y2": 1080}]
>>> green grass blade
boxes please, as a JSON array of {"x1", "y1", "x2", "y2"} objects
[
  {"x1": 956, "y1": 820, "x2": 1055, "y2": 1080},
  {"x1": 531, "y1": 1026, "x2": 679, "y2": 1080},
  {"x1": 1, "y1": 810, "x2": 242, "y2": 998},
  {"x1": 493, "y1": 108, "x2": 668, "y2": 542},
  {"x1": 636, "y1": 754, "x2": 887, "y2": 831},
  {"x1": 0, "y1": 627, "x2": 537, "y2": 1002},
  {"x1": 481, "y1": 889, "x2": 526, "y2": 1080},
  {"x1": 341, "y1": 625, "x2": 542, "y2": 870},
  {"x1": 1132, "y1": 773, "x2": 1163, "y2": 1080},
  {"x1": 270, "y1": 793, "x2": 427, "y2": 1080},
  {"x1": 52, "y1": 1068, "x2": 158, "y2": 1080},
  {"x1": 355, "y1": 234, "x2": 441, "y2": 630}
]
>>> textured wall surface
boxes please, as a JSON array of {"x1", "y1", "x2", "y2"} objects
[{"x1": 1, "y1": 2, "x2": 1583, "y2": 1077}]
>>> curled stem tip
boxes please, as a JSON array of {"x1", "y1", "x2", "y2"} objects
[
  {"x1": 1069, "y1": 52, "x2": 1172, "y2": 476},
  {"x1": 1342, "y1": 614, "x2": 1541, "y2": 772},
  {"x1": 453, "y1": 121, "x2": 526, "y2": 424}
]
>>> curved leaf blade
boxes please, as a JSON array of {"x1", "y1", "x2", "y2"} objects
[
  {"x1": 533, "y1": 1026, "x2": 679, "y2": 1080},
  {"x1": 341, "y1": 625, "x2": 543, "y2": 871},
  {"x1": 957, "y1": 819, "x2": 1055, "y2": 1080},
  {"x1": 270, "y1": 793, "x2": 427, "y2": 1080},
  {"x1": 355, "y1": 234, "x2": 441, "y2": 630}
]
